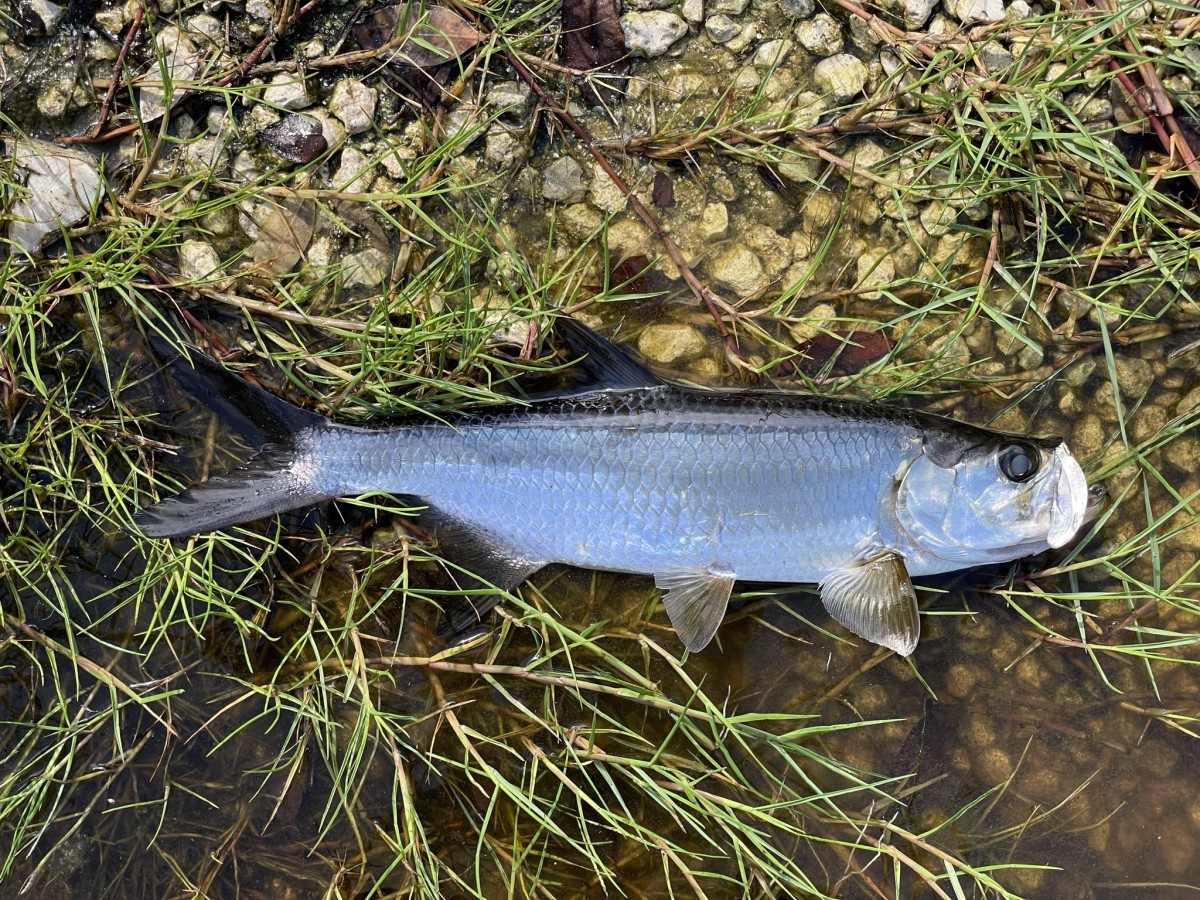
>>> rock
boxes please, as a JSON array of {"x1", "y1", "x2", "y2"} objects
[
  {"x1": 334, "y1": 146, "x2": 373, "y2": 191},
  {"x1": 559, "y1": 203, "x2": 603, "y2": 240},
  {"x1": 139, "y1": 26, "x2": 202, "y2": 120},
  {"x1": 812, "y1": 54, "x2": 867, "y2": 101},
  {"x1": 1113, "y1": 356, "x2": 1154, "y2": 398},
  {"x1": 264, "y1": 72, "x2": 312, "y2": 111},
  {"x1": 485, "y1": 80, "x2": 531, "y2": 113},
  {"x1": 787, "y1": 302, "x2": 837, "y2": 342},
  {"x1": 901, "y1": 0, "x2": 939, "y2": 26},
  {"x1": 780, "y1": 0, "x2": 815, "y2": 15},
  {"x1": 944, "y1": 0, "x2": 1004, "y2": 24},
  {"x1": 260, "y1": 115, "x2": 327, "y2": 163},
  {"x1": 979, "y1": 43, "x2": 1013, "y2": 72},
  {"x1": 341, "y1": 247, "x2": 391, "y2": 288},
  {"x1": 247, "y1": 199, "x2": 316, "y2": 275},
  {"x1": 709, "y1": 0, "x2": 750, "y2": 13},
  {"x1": 589, "y1": 161, "x2": 629, "y2": 213},
  {"x1": 5, "y1": 140, "x2": 103, "y2": 256},
  {"x1": 682, "y1": 0, "x2": 704, "y2": 23},
  {"x1": 187, "y1": 13, "x2": 224, "y2": 42},
  {"x1": 795, "y1": 14, "x2": 843, "y2": 55},
  {"x1": 855, "y1": 250, "x2": 894, "y2": 298},
  {"x1": 920, "y1": 200, "x2": 957, "y2": 237},
  {"x1": 1007, "y1": 0, "x2": 1032, "y2": 17},
  {"x1": 698, "y1": 203, "x2": 729, "y2": 240},
  {"x1": 705, "y1": 14, "x2": 740, "y2": 43},
  {"x1": 725, "y1": 22, "x2": 758, "y2": 52},
  {"x1": 485, "y1": 125, "x2": 528, "y2": 168},
  {"x1": 181, "y1": 136, "x2": 229, "y2": 174},
  {"x1": 620, "y1": 11, "x2": 688, "y2": 57},
  {"x1": 708, "y1": 245, "x2": 767, "y2": 295},
  {"x1": 24, "y1": 0, "x2": 65, "y2": 34},
  {"x1": 329, "y1": 79, "x2": 377, "y2": 134},
  {"x1": 542, "y1": 156, "x2": 587, "y2": 203},
  {"x1": 93, "y1": 7, "x2": 126, "y2": 38},
  {"x1": 178, "y1": 240, "x2": 221, "y2": 281},
  {"x1": 754, "y1": 39, "x2": 794, "y2": 68},
  {"x1": 36, "y1": 84, "x2": 72, "y2": 119},
  {"x1": 638, "y1": 323, "x2": 707, "y2": 364},
  {"x1": 746, "y1": 225, "x2": 792, "y2": 277}
]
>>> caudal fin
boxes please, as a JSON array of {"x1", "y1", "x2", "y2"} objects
[{"x1": 134, "y1": 339, "x2": 333, "y2": 538}]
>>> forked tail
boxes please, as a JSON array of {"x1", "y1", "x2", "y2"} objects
[{"x1": 134, "y1": 340, "x2": 335, "y2": 538}]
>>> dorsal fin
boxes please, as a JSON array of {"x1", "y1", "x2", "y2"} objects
[{"x1": 554, "y1": 316, "x2": 664, "y2": 392}]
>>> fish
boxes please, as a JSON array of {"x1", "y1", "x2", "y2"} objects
[{"x1": 134, "y1": 318, "x2": 1100, "y2": 656}]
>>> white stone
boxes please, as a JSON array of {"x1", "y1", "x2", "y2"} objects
[
  {"x1": 589, "y1": 161, "x2": 629, "y2": 213},
  {"x1": 264, "y1": 73, "x2": 312, "y2": 111},
  {"x1": 28, "y1": 0, "x2": 66, "y2": 33},
  {"x1": 944, "y1": 0, "x2": 1004, "y2": 24},
  {"x1": 682, "y1": 0, "x2": 704, "y2": 23},
  {"x1": 6, "y1": 140, "x2": 103, "y2": 255},
  {"x1": 621, "y1": 11, "x2": 689, "y2": 57},
  {"x1": 178, "y1": 240, "x2": 221, "y2": 281},
  {"x1": 920, "y1": 200, "x2": 957, "y2": 237},
  {"x1": 705, "y1": 14, "x2": 740, "y2": 42},
  {"x1": 708, "y1": 0, "x2": 750, "y2": 13},
  {"x1": 754, "y1": 39, "x2": 794, "y2": 68},
  {"x1": 795, "y1": 14, "x2": 843, "y2": 55},
  {"x1": 334, "y1": 146, "x2": 373, "y2": 191},
  {"x1": 901, "y1": 0, "x2": 939, "y2": 27},
  {"x1": 485, "y1": 125, "x2": 528, "y2": 168},
  {"x1": 638, "y1": 323, "x2": 707, "y2": 364},
  {"x1": 329, "y1": 79, "x2": 377, "y2": 134},
  {"x1": 139, "y1": 26, "x2": 202, "y2": 120},
  {"x1": 485, "y1": 81, "x2": 531, "y2": 112},
  {"x1": 181, "y1": 136, "x2": 228, "y2": 173},
  {"x1": 812, "y1": 54, "x2": 867, "y2": 101}
]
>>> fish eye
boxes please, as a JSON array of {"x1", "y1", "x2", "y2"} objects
[{"x1": 999, "y1": 443, "x2": 1039, "y2": 482}]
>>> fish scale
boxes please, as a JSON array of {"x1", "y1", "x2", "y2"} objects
[{"x1": 310, "y1": 389, "x2": 920, "y2": 582}]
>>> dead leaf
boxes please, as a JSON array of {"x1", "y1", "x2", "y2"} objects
[
  {"x1": 561, "y1": 0, "x2": 629, "y2": 103},
  {"x1": 248, "y1": 199, "x2": 316, "y2": 276},
  {"x1": 5, "y1": 139, "x2": 103, "y2": 255},
  {"x1": 652, "y1": 171, "x2": 674, "y2": 209},
  {"x1": 791, "y1": 329, "x2": 892, "y2": 377},
  {"x1": 355, "y1": 2, "x2": 483, "y2": 70},
  {"x1": 260, "y1": 115, "x2": 328, "y2": 164}
]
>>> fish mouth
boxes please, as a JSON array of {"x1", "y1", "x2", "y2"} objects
[{"x1": 1045, "y1": 446, "x2": 1090, "y2": 549}]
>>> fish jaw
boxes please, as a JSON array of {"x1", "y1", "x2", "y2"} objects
[{"x1": 1045, "y1": 445, "x2": 1090, "y2": 549}]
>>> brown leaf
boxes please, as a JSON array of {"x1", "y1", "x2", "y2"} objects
[
  {"x1": 355, "y1": 2, "x2": 482, "y2": 71},
  {"x1": 652, "y1": 171, "x2": 675, "y2": 208},
  {"x1": 259, "y1": 115, "x2": 327, "y2": 164},
  {"x1": 612, "y1": 254, "x2": 669, "y2": 305},
  {"x1": 792, "y1": 329, "x2": 891, "y2": 377},
  {"x1": 561, "y1": 0, "x2": 629, "y2": 103}
]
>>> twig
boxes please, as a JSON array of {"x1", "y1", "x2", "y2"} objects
[{"x1": 61, "y1": 3, "x2": 145, "y2": 144}]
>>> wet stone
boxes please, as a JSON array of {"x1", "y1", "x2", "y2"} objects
[
  {"x1": 329, "y1": 79, "x2": 377, "y2": 134},
  {"x1": 638, "y1": 323, "x2": 707, "y2": 364},
  {"x1": 178, "y1": 240, "x2": 221, "y2": 281},
  {"x1": 698, "y1": 202, "x2": 729, "y2": 240},
  {"x1": 753, "y1": 39, "x2": 794, "y2": 68},
  {"x1": 708, "y1": 245, "x2": 767, "y2": 295},
  {"x1": 709, "y1": 0, "x2": 751, "y2": 13},
  {"x1": 264, "y1": 72, "x2": 312, "y2": 110},
  {"x1": 794, "y1": 13, "x2": 843, "y2": 55},
  {"x1": 812, "y1": 53, "x2": 867, "y2": 101},
  {"x1": 746, "y1": 225, "x2": 792, "y2": 277},
  {"x1": 920, "y1": 200, "x2": 958, "y2": 237},
  {"x1": 855, "y1": 250, "x2": 894, "y2": 298},
  {"x1": 341, "y1": 247, "x2": 391, "y2": 288},
  {"x1": 541, "y1": 156, "x2": 587, "y2": 204},
  {"x1": 900, "y1": 0, "x2": 939, "y2": 26},
  {"x1": 620, "y1": 11, "x2": 688, "y2": 57},
  {"x1": 485, "y1": 80, "x2": 532, "y2": 113},
  {"x1": 334, "y1": 146, "x2": 373, "y2": 191},
  {"x1": 485, "y1": 125, "x2": 528, "y2": 168},
  {"x1": 589, "y1": 161, "x2": 629, "y2": 212},
  {"x1": 682, "y1": 0, "x2": 704, "y2": 23},
  {"x1": 780, "y1": 0, "x2": 815, "y2": 15}
]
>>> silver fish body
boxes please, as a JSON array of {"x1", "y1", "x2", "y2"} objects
[{"x1": 135, "y1": 321, "x2": 1097, "y2": 656}]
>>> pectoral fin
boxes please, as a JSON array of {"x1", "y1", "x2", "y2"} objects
[
  {"x1": 655, "y1": 565, "x2": 736, "y2": 652},
  {"x1": 819, "y1": 553, "x2": 920, "y2": 656}
]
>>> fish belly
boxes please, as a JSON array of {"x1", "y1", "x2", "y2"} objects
[{"x1": 314, "y1": 416, "x2": 913, "y2": 582}]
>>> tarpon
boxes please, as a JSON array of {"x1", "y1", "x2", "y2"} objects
[{"x1": 135, "y1": 318, "x2": 1098, "y2": 655}]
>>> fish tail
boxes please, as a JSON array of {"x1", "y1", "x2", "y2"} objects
[{"x1": 134, "y1": 339, "x2": 334, "y2": 539}]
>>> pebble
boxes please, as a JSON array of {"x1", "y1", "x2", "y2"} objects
[
  {"x1": 753, "y1": 39, "x2": 794, "y2": 69},
  {"x1": 812, "y1": 54, "x2": 867, "y2": 101},
  {"x1": 541, "y1": 156, "x2": 587, "y2": 203},
  {"x1": 794, "y1": 14, "x2": 843, "y2": 55},
  {"x1": 901, "y1": 0, "x2": 940, "y2": 26},
  {"x1": 485, "y1": 80, "x2": 532, "y2": 113},
  {"x1": 1113, "y1": 355, "x2": 1154, "y2": 398},
  {"x1": 780, "y1": 0, "x2": 815, "y2": 15},
  {"x1": 708, "y1": 245, "x2": 768, "y2": 295},
  {"x1": 263, "y1": 72, "x2": 312, "y2": 111},
  {"x1": 589, "y1": 161, "x2": 630, "y2": 213},
  {"x1": 341, "y1": 247, "x2": 391, "y2": 288},
  {"x1": 698, "y1": 203, "x2": 729, "y2": 241},
  {"x1": 746, "y1": 225, "x2": 792, "y2": 277},
  {"x1": 6, "y1": 139, "x2": 102, "y2": 254},
  {"x1": 334, "y1": 146, "x2": 373, "y2": 191},
  {"x1": 919, "y1": 200, "x2": 957, "y2": 237},
  {"x1": 855, "y1": 250, "x2": 894, "y2": 299},
  {"x1": 708, "y1": 0, "x2": 751, "y2": 13},
  {"x1": 178, "y1": 240, "x2": 221, "y2": 281},
  {"x1": 705, "y1": 14, "x2": 740, "y2": 43},
  {"x1": 485, "y1": 125, "x2": 528, "y2": 168},
  {"x1": 943, "y1": 0, "x2": 1005, "y2": 24},
  {"x1": 638, "y1": 323, "x2": 707, "y2": 364},
  {"x1": 329, "y1": 79, "x2": 377, "y2": 134},
  {"x1": 620, "y1": 11, "x2": 688, "y2": 57},
  {"x1": 682, "y1": 0, "x2": 704, "y2": 23}
]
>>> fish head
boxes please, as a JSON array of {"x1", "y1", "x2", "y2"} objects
[{"x1": 895, "y1": 431, "x2": 1094, "y2": 565}]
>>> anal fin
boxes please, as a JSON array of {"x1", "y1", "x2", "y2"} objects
[
  {"x1": 655, "y1": 564, "x2": 736, "y2": 652},
  {"x1": 819, "y1": 552, "x2": 920, "y2": 656}
]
